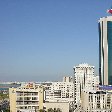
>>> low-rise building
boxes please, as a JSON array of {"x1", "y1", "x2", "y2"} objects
[
  {"x1": 45, "y1": 81, "x2": 74, "y2": 102},
  {"x1": 81, "y1": 89, "x2": 112, "y2": 112},
  {"x1": 9, "y1": 83, "x2": 44, "y2": 112},
  {"x1": 44, "y1": 102, "x2": 69, "y2": 112},
  {"x1": 42, "y1": 76, "x2": 74, "y2": 111}
]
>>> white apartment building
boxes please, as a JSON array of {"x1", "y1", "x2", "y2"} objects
[
  {"x1": 73, "y1": 63, "x2": 99, "y2": 107},
  {"x1": 63, "y1": 76, "x2": 73, "y2": 82},
  {"x1": 9, "y1": 83, "x2": 44, "y2": 112},
  {"x1": 81, "y1": 89, "x2": 112, "y2": 112},
  {"x1": 42, "y1": 77, "x2": 74, "y2": 111},
  {"x1": 45, "y1": 81, "x2": 74, "y2": 102}
]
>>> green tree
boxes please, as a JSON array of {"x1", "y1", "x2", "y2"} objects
[
  {"x1": 47, "y1": 108, "x2": 54, "y2": 112},
  {"x1": 57, "y1": 108, "x2": 62, "y2": 112},
  {"x1": 47, "y1": 108, "x2": 62, "y2": 112},
  {"x1": 4, "y1": 109, "x2": 10, "y2": 112},
  {"x1": 39, "y1": 109, "x2": 46, "y2": 112}
]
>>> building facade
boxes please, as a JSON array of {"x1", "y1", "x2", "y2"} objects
[
  {"x1": 81, "y1": 89, "x2": 112, "y2": 112},
  {"x1": 9, "y1": 83, "x2": 44, "y2": 112},
  {"x1": 43, "y1": 77, "x2": 74, "y2": 111},
  {"x1": 63, "y1": 76, "x2": 73, "y2": 82},
  {"x1": 45, "y1": 81, "x2": 74, "y2": 102},
  {"x1": 73, "y1": 63, "x2": 99, "y2": 107},
  {"x1": 44, "y1": 102, "x2": 69, "y2": 112},
  {"x1": 99, "y1": 16, "x2": 112, "y2": 85}
]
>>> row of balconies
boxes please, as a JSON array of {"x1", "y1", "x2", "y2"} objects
[
  {"x1": 17, "y1": 97, "x2": 38, "y2": 101},
  {"x1": 16, "y1": 106, "x2": 39, "y2": 111},
  {"x1": 17, "y1": 92, "x2": 38, "y2": 96},
  {"x1": 16, "y1": 101, "x2": 39, "y2": 105},
  {"x1": 89, "y1": 102, "x2": 112, "y2": 109}
]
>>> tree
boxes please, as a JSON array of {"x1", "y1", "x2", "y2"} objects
[
  {"x1": 56, "y1": 108, "x2": 62, "y2": 112},
  {"x1": 47, "y1": 108, "x2": 54, "y2": 112},
  {"x1": 47, "y1": 108, "x2": 62, "y2": 112},
  {"x1": 39, "y1": 109, "x2": 46, "y2": 112}
]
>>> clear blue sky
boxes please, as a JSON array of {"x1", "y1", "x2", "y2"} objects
[{"x1": 0, "y1": 0, "x2": 111, "y2": 82}]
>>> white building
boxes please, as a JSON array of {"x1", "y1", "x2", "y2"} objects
[
  {"x1": 81, "y1": 89, "x2": 112, "y2": 112},
  {"x1": 42, "y1": 77, "x2": 74, "y2": 111},
  {"x1": 73, "y1": 63, "x2": 99, "y2": 107},
  {"x1": 63, "y1": 76, "x2": 73, "y2": 82},
  {"x1": 45, "y1": 81, "x2": 74, "y2": 102}
]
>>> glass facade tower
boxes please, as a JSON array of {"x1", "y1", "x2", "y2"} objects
[
  {"x1": 107, "y1": 21, "x2": 112, "y2": 84},
  {"x1": 99, "y1": 16, "x2": 112, "y2": 85}
]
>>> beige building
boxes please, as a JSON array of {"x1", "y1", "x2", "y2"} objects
[
  {"x1": 44, "y1": 102, "x2": 69, "y2": 112},
  {"x1": 81, "y1": 89, "x2": 112, "y2": 112},
  {"x1": 9, "y1": 83, "x2": 44, "y2": 112}
]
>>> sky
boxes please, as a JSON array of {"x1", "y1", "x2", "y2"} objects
[{"x1": 0, "y1": 0, "x2": 111, "y2": 82}]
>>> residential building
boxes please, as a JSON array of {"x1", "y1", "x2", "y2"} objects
[
  {"x1": 81, "y1": 89, "x2": 112, "y2": 111},
  {"x1": 73, "y1": 63, "x2": 99, "y2": 107},
  {"x1": 42, "y1": 77, "x2": 74, "y2": 111},
  {"x1": 45, "y1": 81, "x2": 74, "y2": 102},
  {"x1": 63, "y1": 76, "x2": 73, "y2": 82},
  {"x1": 99, "y1": 16, "x2": 112, "y2": 85},
  {"x1": 44, "y1": 76, "x2": 74, "y2": 102},
  {"x1": 9, "y1": 83, "x2": 44, "y2": 112}
]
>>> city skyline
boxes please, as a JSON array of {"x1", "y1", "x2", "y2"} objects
[{"x1": 0, "y1": 0, "x2": 112, "y2": 81}]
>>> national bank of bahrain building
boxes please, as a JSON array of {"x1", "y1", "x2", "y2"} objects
[{"x1": 99, "y1": 16, "x2": 112, "y2": 85}]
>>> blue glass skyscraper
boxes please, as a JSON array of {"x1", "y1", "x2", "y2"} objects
[{"x1": 99, "y1": 16, "x2": 112, "y2": 85}]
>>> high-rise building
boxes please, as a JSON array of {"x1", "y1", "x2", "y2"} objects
[
  {"x1": 99, "y1": 16, "x2": 112, "y2": 85},
  {"x1": 73, "y1": 63, "x2": 99, "y2": 107}
]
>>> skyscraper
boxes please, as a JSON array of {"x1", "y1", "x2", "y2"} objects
[{"x1": 99, "y1": 16, "x2": 112, "y2": 85}]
